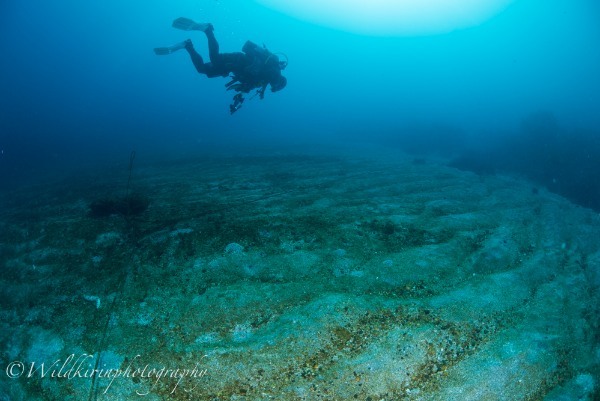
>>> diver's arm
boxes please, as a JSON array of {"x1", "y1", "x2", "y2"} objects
[{"x1": 258, "y1": 84, "x2": 267, "y2": 99}]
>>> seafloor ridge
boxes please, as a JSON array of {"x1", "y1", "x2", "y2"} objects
[{"x1": 1, "y1": 146, "x2": 598, "y2": 400}]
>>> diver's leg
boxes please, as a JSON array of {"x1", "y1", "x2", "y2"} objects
[
  {"x1": 204, "y1": 26, "x2": 220, "y2": 63},
  {"x1": 184, "y1": 40, "x2": 209, "y2": 74}
]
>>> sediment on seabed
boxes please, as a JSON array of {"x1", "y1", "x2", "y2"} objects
[{"x1": 1, "y1": 147, "x2": 598, "y2": 400}]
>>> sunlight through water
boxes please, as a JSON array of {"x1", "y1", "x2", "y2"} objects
[{"x1": 255, "y1": 0, "x2": 516, "y2": 35}]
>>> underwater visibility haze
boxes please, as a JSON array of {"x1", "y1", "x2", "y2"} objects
[
  {"x1": 1, "y1": 0, "x2": 599, "y2": 185},
  {"x1": 1, "y1": 0, "x2": 600, "y2": 400}
]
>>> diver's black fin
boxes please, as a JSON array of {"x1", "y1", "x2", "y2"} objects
[
  {"x1": 172, "y1": 17, "x2": 211, "y2": 32},
  {"x1": 153, "y1": 40, "x2": 190, "y2": 55}
]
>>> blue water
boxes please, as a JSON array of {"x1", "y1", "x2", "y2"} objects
[
  {"x1": 2, "y1": 3, "x2": 600, "y2": 399},
  {"x1": 1, "y1": 0, "x2": 600, "y2": 206}
]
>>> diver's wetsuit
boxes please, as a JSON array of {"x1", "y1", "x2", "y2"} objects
[
  {"x1": 184, "y1": 26, "x2": 287, "y2": 102},
  {"x1": 185, "y1": 28, "x2": 251, "y2": 78}
]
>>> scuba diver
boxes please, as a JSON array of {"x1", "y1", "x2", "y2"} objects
[{"x1": 154, "y1": 18, "x2": 287, "y2": 114}]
